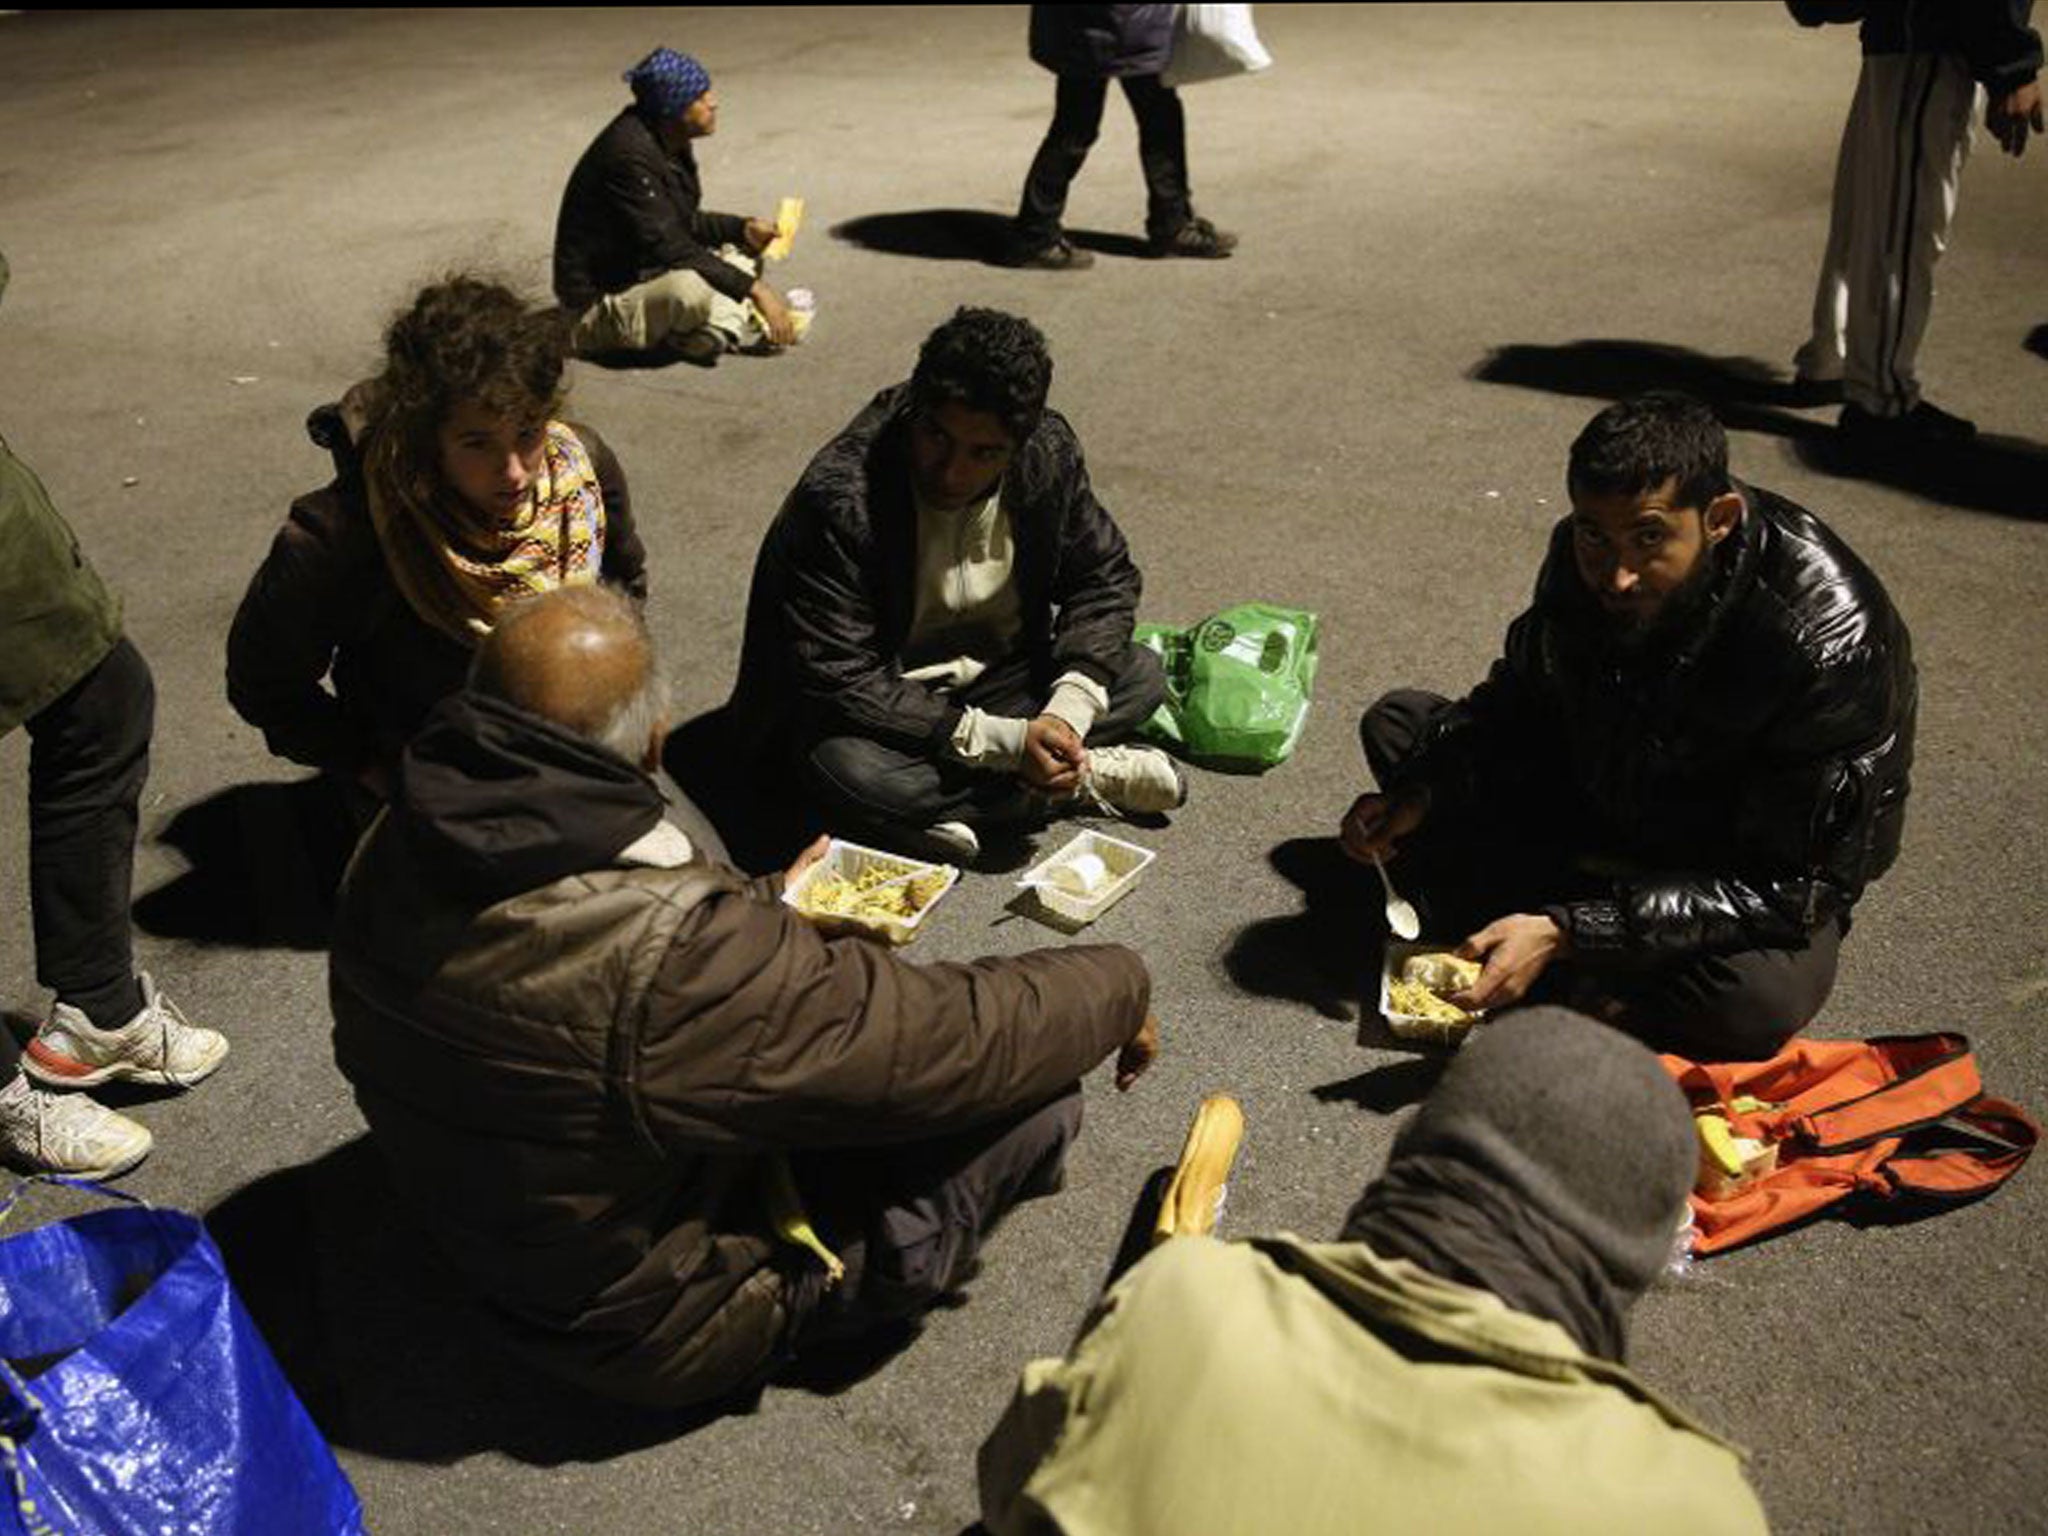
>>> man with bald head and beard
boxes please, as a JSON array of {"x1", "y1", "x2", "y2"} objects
[
  {"x1": 1340, "y1": 393, "x2": 1916, "y2": 1061},
  {"x1": 329, "y1": 586, "x2": 1160, "y2": 1409}
]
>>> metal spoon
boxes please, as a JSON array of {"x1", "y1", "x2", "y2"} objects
[{"x1": 1371, "y1": 853, "x2": 1421, "y2": 940}]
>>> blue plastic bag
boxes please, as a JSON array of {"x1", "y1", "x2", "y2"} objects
[{"x1": 0, "y1": 1180, "x2": 364, "y2": 1535}]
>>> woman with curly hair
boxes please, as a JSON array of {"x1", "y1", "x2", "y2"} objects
[{"x1": 229, "y1": 276, "x2": 647, "y2": 807}]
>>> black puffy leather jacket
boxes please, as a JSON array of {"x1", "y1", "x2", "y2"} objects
[{"x1": 1392, "y1": 483, "x2": 1916, "y2": 960}]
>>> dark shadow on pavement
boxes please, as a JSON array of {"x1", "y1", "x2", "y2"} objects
[
  {"x1": 1471, "y1": 339, "x2": 2048, "y2": 522},
  {"x1": 1312, "y1": 1056, "x2": 1448, "y2": 1115},
  {"x1": 2024, "y1": 323, "x2": 2048, "y2": 363},
  {"x1": 133, "y1": 778, "x2": 359, "y2": 951},
  {"x1": 1219, "y1": 837, "x2": 1385, "y2": 1023},
  {"x1": 830, "y1": 209, "x2": 1148, "y2": 265},
  {"x1": 205, "y1": 1137, "x2": 732, "y2": 1466}
]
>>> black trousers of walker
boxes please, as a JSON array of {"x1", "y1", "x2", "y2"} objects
[
  {"x1": 2, "y1": 637, "x2": 155, "y2": 1080},
  {"x1": 1016, "y1": 73, "x2": 1193, "y2": 247},
  {"x1": 804, "y1": 643, "x2": 1167, "y2": 837},
  {"x1": 1360, "y1": 689, "x2": 1841, "y2": 1062}
]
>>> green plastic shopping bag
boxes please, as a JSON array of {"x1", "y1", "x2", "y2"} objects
[{"x1": 1135, "y1": 602, "x2": 1319, "y2": 770}]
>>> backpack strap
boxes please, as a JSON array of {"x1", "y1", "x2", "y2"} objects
[
  {"x1": 1879, "y1": 1095, "x2": 2039, "y2": 1200},
  {"x1": 1783, "y1": 1033, "x2": 1981, "y2": 1152}
]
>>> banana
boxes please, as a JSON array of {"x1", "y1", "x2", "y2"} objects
[{"x1": 765, "y1": 1154, "x2": 845, "y2": 1286}]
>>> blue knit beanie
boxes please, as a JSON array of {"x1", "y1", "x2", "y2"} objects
[{"x1": 625, "y1": 48, "x2": 711, "y2": 120}]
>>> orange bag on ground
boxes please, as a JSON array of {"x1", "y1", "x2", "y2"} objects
[{"x1": 1660, "y1": 1034, "x2": 2037, "y2": 1254}]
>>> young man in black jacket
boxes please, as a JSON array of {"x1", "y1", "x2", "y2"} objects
[
  {"x1": 552, "y1": 46, "x2": 798, "y2": 366},
  {"x1": 1341, "y1": 393, "x2": 1917, "y2": 1060},
  {"x1": 729, "y1": 308, "x2": 1184, "y2": 864}
]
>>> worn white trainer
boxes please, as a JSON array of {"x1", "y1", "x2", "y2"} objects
[
  {"x1": 1083, "y1": 745, "x2": 1188, "y2": 815},
  {"x1": 25, "y1": 973, "x2": 229, "y2": 1092},
  {"x1": 0, "y1": 1071, "x2": 152, "y2": 1179}
]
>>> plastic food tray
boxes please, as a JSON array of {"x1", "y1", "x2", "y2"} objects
[
  {"x1": 1380, "y1": 939, "x2": 1488, "y2": 1047},
  {"x1": 782, "y1": 839, "x2": 958, "y2": 946},
  {"x1": 1016, "y1": 830, "x2": 1156, "y2": 930}
]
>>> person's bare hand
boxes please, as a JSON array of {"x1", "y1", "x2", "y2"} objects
[
  {"x1": 744, "y1": 217, "x2": 778, "y2": 253},
  {"x1": 1454, "y1": 914, "x2": 1567, "y2": 1011},
  {"x1": 1021, "y1": 714, "x2": 1086, "y2": 793},
  {"x1": 1989, "y1": 80, "x2": 2044, "y2": 157},
  {"x1": 1115, "y1": 1012, "x2": 1161, "y2": 1091},
  {"x1": 1339, "y1": 786, "x2": 1429, "y2": 864},
  {"x1": 782, "y1": 834, "x2": 832, "y2": 894},
  {"x1": 750, "y1": 281, "x2": 798, "y2": 347}
]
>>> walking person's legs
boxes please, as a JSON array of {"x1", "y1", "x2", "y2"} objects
[{"x1": 1014, "y1": 76, "x2": 1111, "y2": 264}]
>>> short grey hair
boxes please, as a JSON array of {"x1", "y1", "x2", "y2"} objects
[{"x1": 470, "y1": 584, "x2": 670, "y2": 763}]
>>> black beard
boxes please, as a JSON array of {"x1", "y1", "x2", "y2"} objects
[{"x1": 1597, "y1": 551, "x2": 1723, "y2": 659}]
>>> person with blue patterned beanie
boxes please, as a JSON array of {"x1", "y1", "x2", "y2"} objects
[{"x1": 552, "y1": 46, "x2": 802, "y2": 367}]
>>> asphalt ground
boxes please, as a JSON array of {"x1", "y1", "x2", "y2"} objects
[{"x1": 2, "y1": 6, "x2": 2045, "y2": 1533}]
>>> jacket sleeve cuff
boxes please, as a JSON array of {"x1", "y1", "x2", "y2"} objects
[
  {"x1": 1042, "y1": 672, "x2": 1110, "y2": 741},
  {"x1": 947, "y1": 707, "x2": 1029, "y2": 770},
  {"x1": 1560, "y1": 899, "x2": 1630, "y2": 954}
]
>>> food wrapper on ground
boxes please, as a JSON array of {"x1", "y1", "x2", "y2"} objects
[
  {"x1": 763, "y1": 195, "x2": 804, "y2": 261},
  {"x1": 1152, "y1": 1095, "x2": 1246, "y2": 1244}
]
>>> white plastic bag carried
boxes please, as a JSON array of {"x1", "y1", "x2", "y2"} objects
[{"x1": 1161, "y1": 4, "x2": 1273, "y2": 88}]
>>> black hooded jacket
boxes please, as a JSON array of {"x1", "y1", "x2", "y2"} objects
[
  {"x1": 1384, "y1": 483, "x2": 1917, "y2": 961},
  {"x1": 727, "y1": 384, "x2": 1144, "y2": 755}
]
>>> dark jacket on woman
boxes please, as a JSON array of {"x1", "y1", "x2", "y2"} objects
[
  {"x1": 330, "y1": 692, "x2": 1149, "y2": 1408},
  {"x1": 729, "y1": 384, "x2": 1144, "y2": 755},
  {"x1": 1383, "y1": 483, "x2": 1916, "y2": 962},
  {"x1": 552, "y1": 107, "x2": 754, "y2": 314},
  {"x1": 226, "y1": 408, "x2": 645, "y2": 778},
  {"x1": 1029, "y1": 4, "x2": 1177, "y2": 77}
]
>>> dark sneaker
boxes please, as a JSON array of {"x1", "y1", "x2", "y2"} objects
[
  {"x1": 1012, "y1": 236, "x2": 1094, "y2": 271},
  {"x1": 1839, "y1": 400, "x2": 1977, "y2": 447},
  {"x1": 1149, "y1": 217, "x2": 1237, "y2": 259}
]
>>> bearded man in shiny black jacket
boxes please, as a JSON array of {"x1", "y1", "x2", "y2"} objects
[{"x1": 1341, "y1": 393, "x2": 1916, "y2": 1060}]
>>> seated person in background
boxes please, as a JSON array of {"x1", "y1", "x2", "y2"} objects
[
  {"x1": 1341, "y1": 392, "x2": 1916, "y2": 1061},
  {"x1": 330, "y1": 586, "x2": 1161, "y2": 1410},
  {"x1": 728, "y1": 307, "x2": 1183, "y2": 864},
  {"x1": 978, "y1": 1008, "x2": 1769, "y2": 1536},
  {"x1": 553, "y1": 46, "x2": 799, "y2": 367},
  {"x1": 228, "y1": 276, "x2": 646, "y2": 814}
]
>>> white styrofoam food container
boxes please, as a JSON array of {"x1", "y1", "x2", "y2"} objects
[
  {"x1": 1017, "y1": 830, "x2": 1156, "y2": 928},
  {"x1": 1380, "y1": 939, "x2": 1487, "y2": 1047},
  {"x1": 782, "y1": 838, "x2": 958, "y2": 945}
]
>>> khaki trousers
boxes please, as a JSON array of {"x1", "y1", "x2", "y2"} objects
[{"x1": 570, "y1": 255, "x2": 754, "y2": 355}]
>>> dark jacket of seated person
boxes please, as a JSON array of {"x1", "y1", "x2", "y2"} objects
[
  {"x1": 329, "y1": 688, "x2": 1151, "y2": 1409},
  {"x1": 978, "y1": 1009, "x2": 1770, "y2": 1536},
  {"x1": 226, "y1": 392, "x2": 645, "y2": 784},
  {"x1": 729, "y1": 382, "x2": 1143, "y2": 758}
]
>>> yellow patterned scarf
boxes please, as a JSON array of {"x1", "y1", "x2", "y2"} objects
[{"x1": 368, "y1": 420, "x2": 606, "y2": 641}]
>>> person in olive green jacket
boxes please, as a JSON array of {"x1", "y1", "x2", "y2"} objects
[
  {"x1": 978, "y1": 1008, "x2": 1769, "y2": 1536},
  {"x1": 0, "y1": 254, "x2": 230, "y2": 1181}
]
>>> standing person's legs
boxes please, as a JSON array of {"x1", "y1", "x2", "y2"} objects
[
  {"x1": 1017, "y1": 76, "x2": 1112, "y2": 249},
  {"x1": 25, "y1": 637, "x2": 152, "y2": 1031},
  {"x1": 1832, "y1": 53, "x2": 1978, "y2": 418},
  {"x1": 787, "y1": 1089, "x2": 1083, "y2": 1345},
  {"x1": 1120, "y1": 74, "x2": 1193, "y2": 242},
  {"x1": 1794, "y1": 65, "x2": 1870, "y2": 386}
]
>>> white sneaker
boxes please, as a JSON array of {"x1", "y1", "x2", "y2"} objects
[
  {"x1": 919, "y1": 820, "x2": 981, "y2": 862},
  {"x1": 1083, "y1": 745, "x2": 1188, "y2": 815},
  {"x1": 0, "y1": 1071, "x2": 152, "y2": 1179},
  {"x1": 24, "y1": 973, "x2": 229, "y2": 1091}
]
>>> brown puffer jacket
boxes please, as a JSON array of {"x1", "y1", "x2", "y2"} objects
[{"x1": 330, "y1": 692, "x2": 1149, "y2": 1408}]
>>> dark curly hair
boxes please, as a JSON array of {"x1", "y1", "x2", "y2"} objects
[
  {"x1": 1566, "y1": 391, "x2": 1731, "y2": 513},
  {"x1": 364, "y1": 275, "x2": 568, "y2": 497},
  {"x1": 907, "y1": 307, "x2": 1052, "y2": 443}
]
